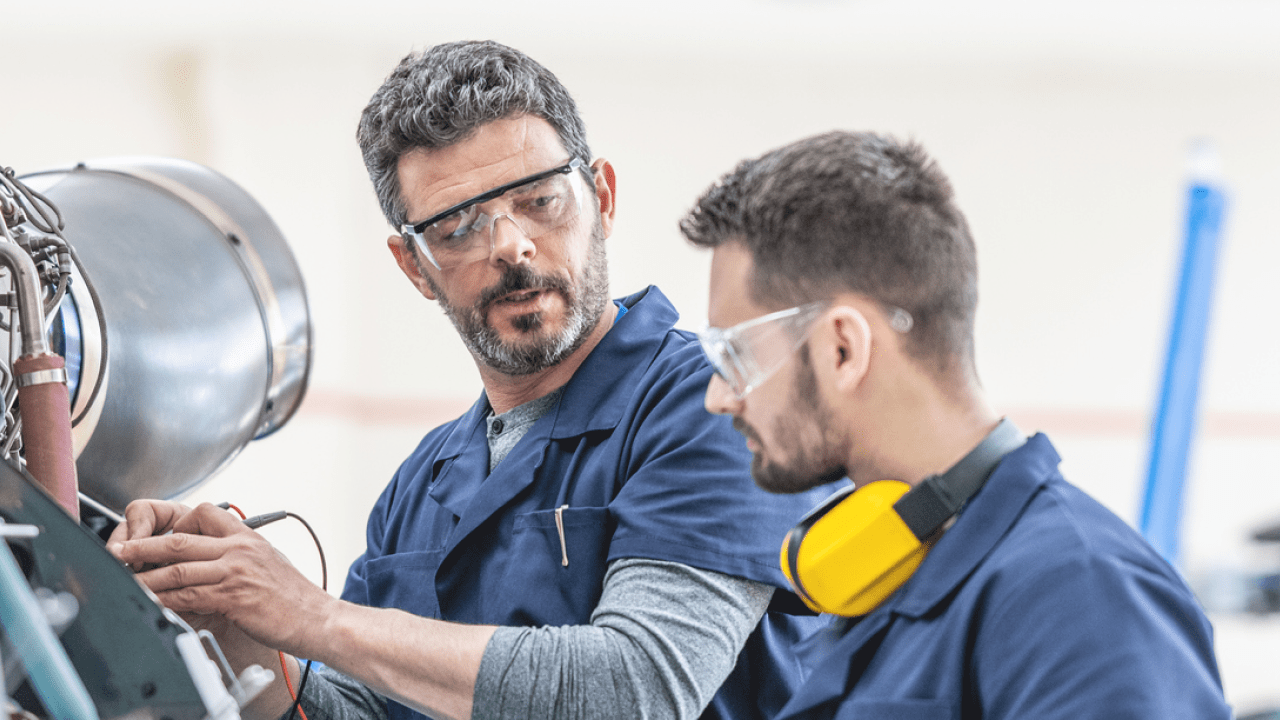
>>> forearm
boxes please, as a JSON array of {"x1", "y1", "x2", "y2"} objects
[
  {"x1": 265, "y1": 558, "x2": 768, "y2": 720},
  {"x1": 309, "y1": 601, "x2": 497, "y2": 720}
]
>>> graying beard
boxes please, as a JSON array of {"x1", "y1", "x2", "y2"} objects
[
  {"x1": 432, "y1": 221, "x2": 610, "y2": 376},
  {"x1": 466, "y1": 298, "x2": 598, "y2": 376}
]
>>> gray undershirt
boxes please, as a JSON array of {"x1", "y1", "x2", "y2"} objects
[
  {"x1": 486, "y1": 387, "x2": 563, "y2": 471},
  {"x1": 287, "y1": 390, "x2": 774, "y2": 720}
]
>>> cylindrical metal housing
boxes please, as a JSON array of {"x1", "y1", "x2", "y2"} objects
[{"x1": 19, "y1": 158, "x2": 312, "y2": 512}]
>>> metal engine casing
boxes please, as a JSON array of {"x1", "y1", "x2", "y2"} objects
[{"x1": 18, "y1": 157, "x2": 312, "y2": 512}]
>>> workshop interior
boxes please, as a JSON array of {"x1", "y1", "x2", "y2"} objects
[{"x1": 2, "y1": 1, "x2": 1279, "y2": 718}]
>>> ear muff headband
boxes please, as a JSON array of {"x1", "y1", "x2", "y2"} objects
[{"x1": 781, "y1": 419, "x2": 1025, "y2": 617}]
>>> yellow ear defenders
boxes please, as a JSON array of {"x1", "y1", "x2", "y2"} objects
[{"x1": 781, "y1": 419, "x2": 1025, "y2": 617}]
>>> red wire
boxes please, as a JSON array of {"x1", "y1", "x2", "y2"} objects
[
  {"x1": 224, "y1": 502, "x2": 309, "y2": 720},
  {"x1": 279, "y1": 653, "x2": 310, "y2": 720}
]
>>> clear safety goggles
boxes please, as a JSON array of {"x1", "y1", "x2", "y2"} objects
[
  {"x1": 400, "y1": 157, "x2": 590, "y2": 270},
  {"x1": 697, "y1": 301, "x2": 832, "y2": 400}
]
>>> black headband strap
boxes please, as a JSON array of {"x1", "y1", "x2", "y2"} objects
[{"x1": 895, "y1": 418, "x2": 1025, "y2": 542}]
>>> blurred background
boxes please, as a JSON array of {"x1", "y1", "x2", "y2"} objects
[{"x1": 3, "y1": 0, "x2": 1278, "y2": 712}]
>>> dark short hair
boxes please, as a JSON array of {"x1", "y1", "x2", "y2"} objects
[
  {"x1": 680, "y1": 131, "x2": 978, "y2": 379},
  {"x1": 357, "y1": 40, "x2": 592, "y2": 227}
]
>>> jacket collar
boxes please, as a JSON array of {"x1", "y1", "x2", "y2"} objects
[
  {"x1": 549, "y1": 285, "x2": 676, "y2": 438},
  {"x1": 434, "y1": 285, "x2": 675, "y2": 465},
  {"x1": 425, "y1": 286, "x2": 676, "y2": 519}
]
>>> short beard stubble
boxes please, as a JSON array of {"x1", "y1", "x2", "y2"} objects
[{"x1": 745, "y1": 343, "x2": 849, "y2": 494}]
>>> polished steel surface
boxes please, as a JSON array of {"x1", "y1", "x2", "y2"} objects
[
  {"x1": 20, "y1": 158, "x2": 313, "y2": 511},
  {"x1": 0, "y1": 240, "x2": 52, "y2": 356}
]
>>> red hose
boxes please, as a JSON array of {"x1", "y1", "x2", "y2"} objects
[{"x1": 15, "y1": 353, "x2": 78, "y2": 521}]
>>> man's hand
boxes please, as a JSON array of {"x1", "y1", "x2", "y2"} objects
[
  {"x1": 106, "y1": 499, "x2": 196, "y2": 571},
  {"x1": 106, "y1": 501, "x2": 316, "y2": 720},
  {"x1": 109, "y1": 501, "x2": 491, "y2": 720},
  {"x1": 108, "y1": 502, "x2": 336, "y2": 659}
]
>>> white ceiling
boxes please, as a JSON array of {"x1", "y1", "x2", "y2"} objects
[{"x1": 9, "y1": 0, "x2": 1280, "y2": 65}]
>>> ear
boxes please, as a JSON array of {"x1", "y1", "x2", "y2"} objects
[
  {"x1": 824, "y1": 306, "x2": 873, "y2": 395},
  {"x1": 387, "y1": 234, "x2": 438, "y2": 301},
  {"x1": 590, "y1": 158, "x2": 618, "y2": 238}
]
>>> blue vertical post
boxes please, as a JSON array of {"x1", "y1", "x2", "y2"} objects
[{"x1": 1139, "y1": 141, "x2": 1227, "y2": 566}]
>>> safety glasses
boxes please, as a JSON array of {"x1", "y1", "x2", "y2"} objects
[
  {"x1": 400, "y1": 158, "x2": 589, "y2": 270},
  {"x1": 697, "y1": 301, "x2": 831, "y2": 400}
]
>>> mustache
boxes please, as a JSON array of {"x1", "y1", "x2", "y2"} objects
[
  {"x1": 732, "y1": 417, "x2": 761, "y2": 446},
  {"x1": 476, "y1": 265, "x2": 571, "y2": 311}
]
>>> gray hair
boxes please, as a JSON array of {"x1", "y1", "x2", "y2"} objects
[{"x1": 357, "y1": 40, "x2": 592, "y2": 227}]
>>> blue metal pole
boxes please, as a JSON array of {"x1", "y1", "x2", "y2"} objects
[{"x1": 1139, "y1": 142, "x2": 1227, "y2": 566}]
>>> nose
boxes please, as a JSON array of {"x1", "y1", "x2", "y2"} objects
[
  {"x1": 704, "y1": 374, "x2": 742, "y2": 416},
  {"x1": 488, "y1": 213, "x2": 537, "y2": 266}
]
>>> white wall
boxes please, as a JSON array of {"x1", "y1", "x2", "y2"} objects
[{"x1": 4, "y1": 0, "x2": 1278, "y2": 711}]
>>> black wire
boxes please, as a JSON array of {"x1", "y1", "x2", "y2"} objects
[
  {"x1": 285, "y1": 512, "x2": 328, "y2": 591},
  {"x1": 234, "y1": 510, "x2": 327, "y2": 591},
  {"x1": 282, "y1": 511, "x2": 326, "y2": 720},
  {"x1": 288, "y1": 660, "x2": 313, "y2": 720}
]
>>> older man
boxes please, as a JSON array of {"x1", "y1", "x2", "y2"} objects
[
  {"x1": 679, "y1": 130, "x2": 1232, "y2": 719},
  {"x1": 109, "y1": 41, "x2": 830, "y2": 720}
]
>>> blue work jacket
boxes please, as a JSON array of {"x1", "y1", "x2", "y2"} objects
[
  {"x1": 776, "y1": 434, "x2": 1231, "y2": 720},
  {"x1": 342, "y1": 286, "x2": 832, "y2": 720}
]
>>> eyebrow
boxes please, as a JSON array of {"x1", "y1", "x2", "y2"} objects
[{"x1": 405, "y1": 158, "x2": 582, "y2": 232}]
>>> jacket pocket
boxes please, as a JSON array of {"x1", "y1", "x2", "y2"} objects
[
  {"x1": 363, "y1": 549, "x2": 448, "y2": 619},
  {"x1": 504, "y1": 506, "x2": 614, "y2": 624}
]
